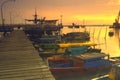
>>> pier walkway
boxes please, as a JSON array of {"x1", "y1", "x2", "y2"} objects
[{"x1": 0, "y1": 30, "x2": 55, "y2": 80}]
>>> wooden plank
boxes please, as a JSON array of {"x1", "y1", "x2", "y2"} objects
[{"x1": 0, "y1": 31, "x2": 55, "y2": 80}]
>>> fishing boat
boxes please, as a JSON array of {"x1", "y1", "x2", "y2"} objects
[
  {"x1": 24, "y1": 10, "x2": 64, "y2": 58},
  {"x1": 64, "y1": 23, "x2": 89, "y2": 42},
  {"x1": 63, "y1": 32, "x2": 90, "y2": 43},
  {"x1": 35, "y1": 36, "x2": 61, "y2": 57},
  {"x1": 56, "y1": 42, "x2": 101, "y2": 56},
  {"x1": 48, "y1": 53, "x2": 111, "y2": 79},
  {"x1": 38, "y1": 42, "x2": 99, "y2": 58},
  {"x1": 57, "y1": 42, "x2": 97, "y2": 48},
  {"x1": 24, "y1": 9, "x2": 62, "y2": 42}
]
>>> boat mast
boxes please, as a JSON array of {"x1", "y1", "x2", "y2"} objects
[
  {"x1": 116, "y1": 10, "x2": 120, "y2": 23},
  {"x1": 33, "y1": 8, "x2": 38, "y2": 24},
  {"x1": 58, "y1": 15, "x2": 63, "y2": 42}
]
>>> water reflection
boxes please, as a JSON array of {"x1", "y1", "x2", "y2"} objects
[
  {"x1": 108, "y1": 30, "x2": 114, "y2": 37},
  {"x1": 114, "y1": 29, "x2": 120, "y2": 48}
]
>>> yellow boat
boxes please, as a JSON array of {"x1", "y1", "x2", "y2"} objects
[{"x1": 57, "y1": 42, "x2": 97, "y2": 48}]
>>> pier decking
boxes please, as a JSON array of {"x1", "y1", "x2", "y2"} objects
[{"x1": 0, "y1": 30, "x2": 55, "y2": 80}]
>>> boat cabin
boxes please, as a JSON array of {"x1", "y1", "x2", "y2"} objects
[
  {"x1": 48, "y1": 53, "x2": 111, "y2": 69},
  {"x1": 74, "y1": 53, "x2": 111, "y2": 68},
  {"x1": 63, "y1": 32, "x2": 90, "y2": 42}
]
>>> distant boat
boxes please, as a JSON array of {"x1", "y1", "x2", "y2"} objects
[
  {"x1": 24, "y1": 8, "x2": 63, "y2": 36},
  {"x1": 63, "y1": 32, "x2": 90, "y2": 43},
  {"x1": 25, "y1": 8, "x2": 45, "y2": 24},
  {"x1": 68, "y1": 23, "x2": 80, "y2": 28},
  {"x1": 108, "y1": 30, "x2": 114, "y2": 37},
  {"x1": 81, "y1": 25, "x2": 85, "y2": 28},
  {"x1": 48, "y1": 53, "x2": 111, "y2": 79}
]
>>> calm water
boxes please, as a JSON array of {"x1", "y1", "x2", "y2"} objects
[{"x1": 61, "y1": 26, "x2": 120, "y2": 57}]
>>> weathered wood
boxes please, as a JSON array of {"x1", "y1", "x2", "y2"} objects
[{"x1": 0, "y1": 30, "x2": 55, "y2": 80}]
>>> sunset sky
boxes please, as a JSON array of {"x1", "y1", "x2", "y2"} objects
[{"x1": 0, "y1": 0, "x2": 120, "y2": 25}]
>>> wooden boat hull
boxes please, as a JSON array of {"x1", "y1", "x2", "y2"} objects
[
  {"x1": 50, "y1": 66, "x2": 111, "y2": 79},
  {"x1": 48, "y1": 53, "x2": 111, "y2": 79},
  {"x1": 39, "y1": 52, "x2": 62, "y2": 57}
]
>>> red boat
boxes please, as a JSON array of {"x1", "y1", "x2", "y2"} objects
[{"x1": 48, "y1": 53, "x2": 111, "y2": 79}]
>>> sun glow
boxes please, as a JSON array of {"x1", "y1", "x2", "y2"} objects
[
  {"x1": 108, "y1": 0, "x2": 120, "y2": 5},
  {"x1": 72, "y1": 15, "x2": 116, "y2": 25}
]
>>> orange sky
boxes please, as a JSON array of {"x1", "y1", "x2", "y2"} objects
[{"x1": 0, "y1": 0, "x2": 120, "y2": 25}]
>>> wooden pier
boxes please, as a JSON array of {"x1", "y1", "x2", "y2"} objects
[{"x1": 0, "y1": 30, "x2": 55, "y2": 80}]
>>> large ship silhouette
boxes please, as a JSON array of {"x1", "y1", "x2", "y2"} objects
[
  {"x1": 25, "y1": 9, "x2": 58, "y2": 25},
  {"x1": 25, "y1": 8, "x2": 46, "y2": 24},
  {"x1": 24, "y1": 9, "x2": 63, "y2": 36}
]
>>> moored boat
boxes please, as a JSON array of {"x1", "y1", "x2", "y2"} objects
[
  {"x1": 39, "y1": 42, "x2": 99, "y2": 58},
  {"x1": 63, "y1": 32, "x2": 90, "y2": 43},
  {"x1": 57, "y1": 42, "x2": 97, "y2": 48},
  {"x1": 36, "y1": 39, "x2": 59, "y2": 57},
  {"x1": 48, "y1": 53, "x2": 111, "y2": 79}
]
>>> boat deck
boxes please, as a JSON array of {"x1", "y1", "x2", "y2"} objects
[{"x1": 0, "y1": 30, "x2": 55, "y2": 80}]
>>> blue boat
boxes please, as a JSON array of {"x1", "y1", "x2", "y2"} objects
[{"x1": 48, "y1": 53, "x2": 111, "y2": 79}]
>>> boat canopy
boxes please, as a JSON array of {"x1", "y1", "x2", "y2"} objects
[
  {"x1": 66, "y1": 46, "x2": 88, "y2": 56},
  {"x1": 75, "y1": 53, "x2": 109, "y2": 60}
]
